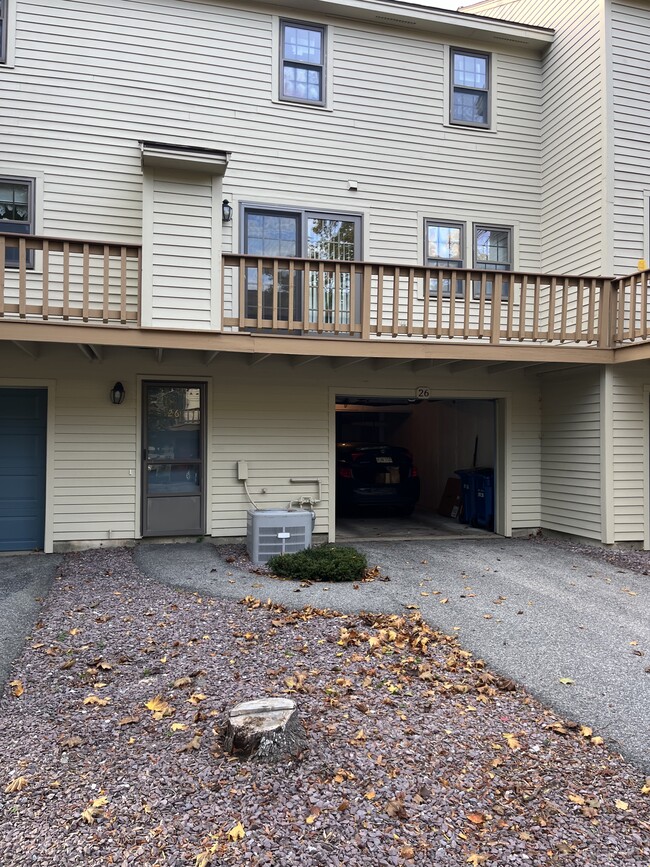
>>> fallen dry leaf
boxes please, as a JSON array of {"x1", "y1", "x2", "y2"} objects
[
  {"x1": 559, "y1": 678, "x2": 575, "y2": 685},
  {"x1": 145, "y1": 695, "x2": 174, "y2": 719},
  {"x1": 5, "y1": 776, "x2": 28, "y2": 793},
  {"x1": 9, "y1": 680, "x2": 24, "y2": 698},
  {"x1": 227, "y1": 821, "x2": 245, "y2": 841},
  {"x1": 615, "y1": 799, "x2": 629, "y2": 811},
  {"x1": 467, "y1": 812, "x2": 486, "y2": 825},
  {"x1": 83, "y1": 694, "x2": 111, "y2": 707},
  {"x1": 503, "y1": 733, "x2": 520, "y2": 750},
  {"x1": 305, "y1": 806, "x2": 321, "y2": 825}
]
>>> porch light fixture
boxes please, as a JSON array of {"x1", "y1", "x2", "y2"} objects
[
  {"x1": 222, "y1": 199, "x2": 233, "y2": 222},
  {"x1": 110, "y1": 382, "x2": 125, "y2": 405}
]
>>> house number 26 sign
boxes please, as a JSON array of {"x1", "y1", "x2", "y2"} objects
[{"x1": 415, "y1": 387, "x2": 431, "y2": 399}]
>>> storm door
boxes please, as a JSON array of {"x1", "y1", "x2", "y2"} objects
[{"x1": 142, "y1": 383, "x2": 205, "y2": 537}]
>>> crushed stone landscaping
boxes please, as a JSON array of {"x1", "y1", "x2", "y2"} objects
[{"x1": 0, "y1": 546, "x2": 648, "y2": 866}]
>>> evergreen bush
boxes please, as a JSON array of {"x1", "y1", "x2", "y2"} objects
[{"x1": 267, "y1": 545, "x2": 367, "y2": 582}]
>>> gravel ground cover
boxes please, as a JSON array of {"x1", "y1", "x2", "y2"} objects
[{"x1": 1, "y1": 547, "x2": 649, "y2": 867}]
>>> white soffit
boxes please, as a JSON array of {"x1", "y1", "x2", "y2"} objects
[{"x1": 140, "y1": 141, "x2": 231, "y2": 175}]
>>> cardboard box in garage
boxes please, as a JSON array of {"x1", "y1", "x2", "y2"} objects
[{"x1": 438, "y1": 477, "x2": 463, "y2": 519}]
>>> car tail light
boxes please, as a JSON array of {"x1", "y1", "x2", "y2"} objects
[
  {"x1": 338, "y1": 467, "x2": 353, "y2": 479},
  {"x1": 409, "y1": 466, "x2": 419, "y2": 478},
  {"x1": 351, "y1": 451, "x2": 363, "y2": 461}
]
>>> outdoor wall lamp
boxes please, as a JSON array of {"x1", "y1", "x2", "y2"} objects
[
  {"x1": 110, "y1": 382, "x2": 125, "y2": 405},
  {"x1": 222, "y1": 199, "x2": 233, "y2": 222}
]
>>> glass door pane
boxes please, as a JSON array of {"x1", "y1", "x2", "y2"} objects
[
  {"x1": 306, "y1": 215, "x2": 360, "y2": 325},
  {"x1": 142, "y1": 384, "x2": 205, "y2": 536},
  {"x1": 244, "y1": 211, "x2": 301, "y2": 322}
]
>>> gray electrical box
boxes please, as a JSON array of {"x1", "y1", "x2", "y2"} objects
[{"x1": 247, "y1": 509, "x2": 313, "y2": 565}]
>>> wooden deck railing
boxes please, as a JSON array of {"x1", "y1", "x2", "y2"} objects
[
  {"x1": 222, "y1": 255, "x2": 611, "y2": 346},
  {"x1": 612, "y1": 269, "x2": 650, "y2": 344},
  {"x1": 0, "y1": 233, "x2": 140, "y2": 324}
]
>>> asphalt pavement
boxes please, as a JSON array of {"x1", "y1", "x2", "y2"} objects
[
  {"x1": 134, "y1": 537, "x2": 650, "y2": 771},
  {"x1": 0, "y1": 554, "x2": 61, "y2": 688}
]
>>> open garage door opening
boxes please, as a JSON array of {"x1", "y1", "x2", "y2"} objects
[{"x1": 335, "y1": 395, "x2": 498, "y2": 542}]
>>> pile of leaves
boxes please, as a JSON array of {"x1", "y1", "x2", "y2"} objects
[{"x1": 268, "y1": 544, "x2": 368, "y2": 582}]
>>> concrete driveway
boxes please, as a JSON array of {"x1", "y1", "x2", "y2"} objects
[
  {"x1": 134, "y1": 537, "x2": 650, "y2": 770},
  {"x1": 0, "y1": 554, "x2": 61, "y2": 688}
]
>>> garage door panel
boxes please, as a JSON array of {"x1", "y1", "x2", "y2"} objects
[{"x1": 0, "y1": 389, "x2": 47, "y2": 552}]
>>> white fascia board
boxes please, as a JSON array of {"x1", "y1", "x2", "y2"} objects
[{"x1": 255, "y1": 0, "x2": 554, "y2": 51}]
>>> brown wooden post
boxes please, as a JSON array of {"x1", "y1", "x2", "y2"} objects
[
  {"x1": 490, "y1": 274, "x2": 502, "y2": 344},
  {"x1": 361, "y1": 264, "x2": 371, "y2": 339},
  {"x1": 599, "y1": 278, "x2": 613, "y2": 348}
]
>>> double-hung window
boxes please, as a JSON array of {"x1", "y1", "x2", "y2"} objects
[
  {"x1": 450, "y1": 48, "x2": 490, "y2": 128},
  {"x1": 424, "y1": 220, "x2": 465, "y2": 298},
  {"x1": 0, "y1": 177, "x2": 35, "y2": 267},
  {"x1": 280, "y1": 20, "x2": 326, "y2": 105},
  {"x1": 473, "y1": 225, "x2": 512, "y2": 299}
]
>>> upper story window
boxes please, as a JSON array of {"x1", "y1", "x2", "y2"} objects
[
  {"x1": 0, "y1": 177, "x2": 35, "y2": 267},
  {"x1": 0, "y1": 0, "x2": 7, "y2": 64},
  {"x1": 280, "y1": 20, "x2": 326, "y2": 106},
  {"x1": 450, "y1": 48, "x2": 490, "y2": 128}
]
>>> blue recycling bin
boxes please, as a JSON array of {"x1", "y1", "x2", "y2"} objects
[
  {"x1": 455, "y1": 468, "x2": 478, "y2": 526},
  {"x1": 474, "y1": 468, "x2": 494, "y2": 530},
  {"x1": 455, "y1": 468, "x2": 494, "y2": 530}
]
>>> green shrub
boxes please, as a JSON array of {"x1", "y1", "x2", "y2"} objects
[{"x1": 268, "y1": 545, "x2": 367, "y2": 583}]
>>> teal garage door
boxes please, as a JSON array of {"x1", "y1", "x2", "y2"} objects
[{"x1": 0, "y1": 388, "x2": 47, "y2": 552}]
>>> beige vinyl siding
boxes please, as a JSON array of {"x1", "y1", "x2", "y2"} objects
[
  {"x1": 611, "y1": 361, "x2": 649, "y2": 543},
  {"x1": 611, "y1": 0, "x2": 650, "y2": 275},
  {"x1": 53, "y1": 378, "x2": 138, "y2": 543},
  {"x1": 0, "y1": 344, "x2": 543, "y2": 546},
  {"x1": 147, "y1": 174, "x2": 215, "y2": 329},
  {"x1": 511, "y1": 385, "x2": 542, "y2": 527},
  {"x1": 540, "y1": 370, "x2": 602, "y2": 539},
  {"x1": 1, "y1": 0, "x2": 543, "y2": 326},
  {"x1": 465, "y1": 0, "x2": 606, "y2": 275}
]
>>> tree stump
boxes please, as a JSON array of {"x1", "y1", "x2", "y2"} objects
[{"x1": 223, "y1": 697, "x2": 306, "y2": 761}]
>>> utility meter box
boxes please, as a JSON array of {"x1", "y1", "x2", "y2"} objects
[{"x1": 247, "y1": 509, "x2": 313, "y2": 565}]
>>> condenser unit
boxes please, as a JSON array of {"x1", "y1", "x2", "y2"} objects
[{"x1": 247, "y1": 509, "x2": 313, "y2": 565}]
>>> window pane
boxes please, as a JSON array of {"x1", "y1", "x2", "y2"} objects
[
  {"x1": 307, "y1": 218, "x2": 356, "y2": 261},
  {"x1": 283, "y1": 25, "x2": 322, "y2": 65},
  {"x1": 427, "y1": 224, "x2": 462, "y2": 262},
  {"x1": 0, "y1": 180, "x2": 31, "y2": 222},
  {"x1": 283, "y1": 64, "x2": 322, "y2": 101},
  {"x1": 146, "y1": 387, "x2": 202, "y2": 461},
  {"x1": 452, "y1": 89, "x2": 488, "y2": 125},
  {"x1": 245, "y1": 212, "x2": 299, "y2": 258},
  {"x1": 475, "y1": 227, "x2": 510, "y2": 268},
  {"x1": 454, "y1": 52, "x2": 487, "y2": 89}
]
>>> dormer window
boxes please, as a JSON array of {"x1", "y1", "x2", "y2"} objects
[
  {"x1": 280, "y1": 20, "x2": 326, "y2": 106},
  {"x1": 450, "y1": 48, "x2": 490, "y2": 128}
]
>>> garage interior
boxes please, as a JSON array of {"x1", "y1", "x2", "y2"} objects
[{"x1": 335, "y1": 396, "x2": 497, "y2": 541}]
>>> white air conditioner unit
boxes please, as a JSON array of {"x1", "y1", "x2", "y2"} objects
[{"x1": 247, "y1": 509, "x2": 313, "y2": 565}]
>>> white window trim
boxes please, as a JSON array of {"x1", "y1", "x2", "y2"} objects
[
  {"x1": 271, "y1": 15, "x2": 334, "y2": 112},
  {"x1": 442, "y1": 44, "x2": 498, "y2": 135},
  {"x1": 1, "y1": 0, "x2": 16, "y2": 68}
]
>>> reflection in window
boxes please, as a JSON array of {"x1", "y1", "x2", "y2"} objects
[
  {"x1": 473, "y1": 225, "x2": 512, "y2": 300},
  {"x1": 280, "y1": 20, "x2": 326, "y2": 105},
  {"x1": 0, "y1": 177, "x2": 34, "y2": 267},
  {"x1": 450, "y1": 49, "x2": 490, "y2": 127},
  {"x1": 425, "y1": 220, "x2": 465, "y2": 298}
]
